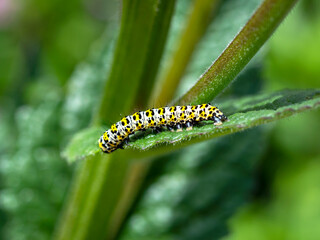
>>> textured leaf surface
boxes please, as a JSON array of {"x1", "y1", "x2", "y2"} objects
[
  {"x1": 168, "y1": 129, "x2": 266, "y2": 240},
  {"x1": 64, "y1": 89, "x2": 320, "y2": 163},
  {"x1": 63, "y1": 126, "x2": 104, "y2": 161},
  {"x1": 119, "y1": 128, "x2": 267, "y2": 240}
]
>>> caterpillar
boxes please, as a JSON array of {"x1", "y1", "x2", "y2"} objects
[{"x1": 99, "y1": 104, "x2": 227, "y2": 153}]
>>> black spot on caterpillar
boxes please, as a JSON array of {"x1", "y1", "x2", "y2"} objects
[{"x1": 99, "y1": 104, "x2": 228, "y2": 153}]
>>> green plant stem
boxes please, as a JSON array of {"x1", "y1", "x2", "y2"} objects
[
  {"x1": 152, "y1": 0, "x2": 221, "y2": 107},
  {"x1": 178, "y1": 0, "x2": 298, "y2": 105},
  {"x1": 55, "y1": 154, "x2": 131, "y2": 240},
  {"x1": 107, "y1": 161, "x2": 151, "y2": 239},
  {"x1": 55, "y1": 1, "x2": 176, "y2": 240},
  {"x1": 135, "y1": 0, "x2": 176, "y2": 108},
  {"x1": 95, "y1": 0, "x2": 176, "y2": 125}
]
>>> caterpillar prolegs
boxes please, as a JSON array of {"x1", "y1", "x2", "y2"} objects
[{"x1": 99, "y1": 104, "x2": 228, "y2": 153}]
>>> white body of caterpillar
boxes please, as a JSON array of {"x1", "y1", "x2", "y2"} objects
[{"x1": 99, "y1": 104, "x2": 227, "y2": 153}]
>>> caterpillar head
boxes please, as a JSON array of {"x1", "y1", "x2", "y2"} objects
[
  {"x1": 212, "y1": 109, "x2": 228, "y2": 125},
  {"x1": 220, "y1": 114, "x2": 228, "y2": 122}
]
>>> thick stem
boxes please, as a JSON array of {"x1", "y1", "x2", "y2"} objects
[
  {"x1": 152, "y1": 0, "x2": 221, "y2": 107},
  {"x1": 55, "y1": 1, "x2": 176, "y2": 240},
  {"x1": 178, "y1": 0, "x2": 298, "y2": 105}
]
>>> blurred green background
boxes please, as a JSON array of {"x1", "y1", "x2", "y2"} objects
[{"x1": 0, "y1": 0, "x2": 319, "y2": 239}]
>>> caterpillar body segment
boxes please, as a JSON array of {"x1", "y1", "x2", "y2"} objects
[{"x1": 99, "y1": 104, "x2": 227, "y2": 153}]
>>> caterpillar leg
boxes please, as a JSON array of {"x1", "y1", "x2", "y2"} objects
[
  {"x1": 153, "y1": 127, "x2": 162, "y2": 134},
  {"x1": 117, "y1": 142, "x2": 125, "y2": 149},
  {"x1": 221, "y1": 114, "x2": 228, "y2": 122},
  {"x1": 213, "y1": 120, "x2": 222, "y2": 126},
  {"x1": 167, "y1": 125, "x2": 174, "y2": 132},
  {"x1": 117, "y1": 137, "x2": 129, "y2": 150},
  {"x1": 176, "y1": 123, "x2": 183, "y2": 132},
  {"x1": 124, "y1": 137, "x2": 129, "y2": 144},
  {"x1": 213, "y1": 116, "x2": 222, "y2": 126},
  {"x1": 213, "y1": 113, "x2": 228, "y2": 126},
  {"x1": 185, "y1": 121, "x2": 193, "y2": 131}
]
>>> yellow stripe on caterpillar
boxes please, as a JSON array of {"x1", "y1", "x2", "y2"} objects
[{"x1": 98, "y1": 104, "x2": 227, "y2": 153}]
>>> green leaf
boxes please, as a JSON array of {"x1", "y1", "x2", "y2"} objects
[
  {"x1": 119, "y1": 128, "x2": 268, "y2": 240},
  {"x1": 64, "y1": 89, "x2": 320, "y2": 163},
  {"x1": 62, "y1": 126, "x2": 104, "y2": 162},
  {"x1": 167, "y1": 129, "x2": 267, "y2": 240}
]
